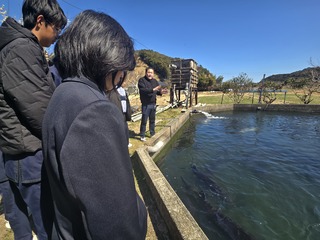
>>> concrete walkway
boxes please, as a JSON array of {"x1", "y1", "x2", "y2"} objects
[{"x1": 131, "y1": 109, "x2": 208, "y2": 240}]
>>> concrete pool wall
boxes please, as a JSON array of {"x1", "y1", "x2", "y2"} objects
[
  {"x1": 134, "y1": 103, "x2": 320, "y2": 239},
  {"x1": 234, "y1": 104, "x2": 320, "y2": 113}
]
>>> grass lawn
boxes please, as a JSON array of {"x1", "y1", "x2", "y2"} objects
[{"x1": 198, "y1": 90, "x2": 320, "y2": 105}]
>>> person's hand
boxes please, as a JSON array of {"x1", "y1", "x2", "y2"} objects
[
  {"x1": 153, "y1": 85, "x2": 161, "y2": 92},
  {"x1": 161, "y1": 88, "x2": 168, "y2": 94}
]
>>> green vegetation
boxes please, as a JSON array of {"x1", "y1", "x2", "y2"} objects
[
  {"x1": 135, "y1": 49, "x2": 217, "y2": 89},
  {"x1": 197, "y1": 65, "x2": 220, "y2": 90},
  {"x1": 198, "y1": 90, "x2": 320, "y2": 105},
  {"x1": 287, "y1": 67, "x2": 320, "y2": 104},
  {"x1": 262, "y1": 67, "x2": 320, "y2": 104},
  {"x1": 136, "y1": 50, "x2": 172, "y2": 80},
  {"x1": 221, "y1": 73, "x2": 253, "y2": 104},
  {"x1": 135, "y1": 50, "x2": 320, "y2": 105}
]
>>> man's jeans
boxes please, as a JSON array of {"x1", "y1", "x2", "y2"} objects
[
  {"x1": 140, "y1": 104, "x2": 156, "y2": 138},
  {"x1": 3, "y1": 150, "x2": 47, "y2": 240},
  {"x1": 1, "y1": 180, "x2": 34, "y2": 240}
]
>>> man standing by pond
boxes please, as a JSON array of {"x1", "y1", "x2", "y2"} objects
[{"x1": 138, "y1": 67, "x2": 168, "y2": 141}]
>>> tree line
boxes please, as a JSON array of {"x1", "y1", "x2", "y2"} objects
[
  {"x1": 136, "y1": 50, "x2": 320, "y2": 105},
  {"x1": 220, "y1": 68, "x2": 320, "y2": 105},
  {"x1": 135, "y1": 49, "x2": 221, "y2": 90}
]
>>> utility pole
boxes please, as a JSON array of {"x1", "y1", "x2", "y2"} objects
[{"x1": 258, "y1": 74, "x2": 265, "y2": 104}]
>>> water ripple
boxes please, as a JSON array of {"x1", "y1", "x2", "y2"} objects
[{"x1": 158, "y1": 111, "x2": 320, "y2": 240}]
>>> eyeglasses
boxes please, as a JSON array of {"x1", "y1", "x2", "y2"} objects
[{"x1": 45, "y1": 19, "x2": 62, "y2": 34}]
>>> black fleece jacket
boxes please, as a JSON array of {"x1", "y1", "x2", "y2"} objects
[
  {"x1": 0, "y1": 17, "x2": 55, "y2": 154},
  {"x1": 138, "y1": 76, "x2": 161, "y2": 105}
]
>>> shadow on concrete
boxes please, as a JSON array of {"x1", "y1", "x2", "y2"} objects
[{"x1": 131, "y1": 152, "x2": 171, "y2": 240}]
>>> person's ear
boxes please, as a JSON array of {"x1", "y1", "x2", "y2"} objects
[
  {"x1": 35, "y1": 15, "x2": 45, "y2": 29},
  {"x1": 105, "y1": 73, "x2": 113, "y2": 91}
]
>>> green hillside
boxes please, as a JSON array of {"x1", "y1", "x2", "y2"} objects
[
  {"x1": 135, "y1": 49, "x2": 217, "y2": 89},
  {"x1": 135, "y1": 50, "x2": 320, "y2": 90}
]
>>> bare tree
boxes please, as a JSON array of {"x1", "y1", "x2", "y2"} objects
[
  {"x1": 262, "y1": 81, "x2": 284, "y2": 105},
  {"x1": 289, "y1": 65, "x2": 320, "y2": 104},
  {"x1": 1, "y1": 5, "x2": 7, "y2": 23},
  {"x1": 222, "y1": 73, "x2": 253, "y2": 104}
]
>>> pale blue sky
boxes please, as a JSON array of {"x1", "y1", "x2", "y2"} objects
[{"x1": 1, "y1": 0, "x2": 320, "y2": 82}]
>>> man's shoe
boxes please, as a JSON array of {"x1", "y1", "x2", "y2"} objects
[
  {"x1": 5, "y1": 220, "x2": 11, "y2": 229},
  {"x1": 141, "y1": 137, "x2": 146, "y2": 142}
]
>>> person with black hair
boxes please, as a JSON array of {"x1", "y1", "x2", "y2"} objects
[
  {"x1": 0, "y1": 0, "x2": 67, "y2": 239},
  {"x1": 138, "y1": 67, "x2": 168, "y2": 141},
  {"x1": 42, "y1": 10, "x2": 147, "y2": 239}
]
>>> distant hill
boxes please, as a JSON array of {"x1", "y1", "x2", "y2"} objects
[
  {"x1": 263, "y1": 67, "x2": 320, "y2": 84},
  {"x1": 135, "y1": 50, "x2": 320, "y2": 89}
]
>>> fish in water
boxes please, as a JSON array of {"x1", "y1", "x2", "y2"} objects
[
  {"x1": 213, "y1": 210, "x2": 256, "y2": 240},
  {"x1": 180, "y1": 176, "x2": 206, "y2": 200},
  {"x1": 191, "y1": 164, "x2": 229, "y2": 202},
  {"x1": 180, "y1": 176, "x2": 255, "y2": 240}
]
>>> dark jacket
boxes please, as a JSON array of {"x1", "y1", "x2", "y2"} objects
[
  {"x1": 106, "y1": 88, "x2": 132, "y2": 122},
  {"x1": 42, "y1": 77, "x2": 147, "y2": 240},
  {"x1": 138, "y1": 76, "x2": 161, "y2": 105},
  {"x1": 49, "y1": 64, "x2": 63, "y2": 86},
  {"x1": 0, "y1": 17, "x2": 55, "y2": 155},
  {"x1": 106, "y1": 89, "x2": 123, "y2": 113}
]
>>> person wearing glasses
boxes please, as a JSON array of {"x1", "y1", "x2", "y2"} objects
[
  {"x1": 0, "y1": 0, "x2": 67, "y2": 239},
  {"x1": 42, "y1": 10, "x2": 147, "y2": 239}
]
